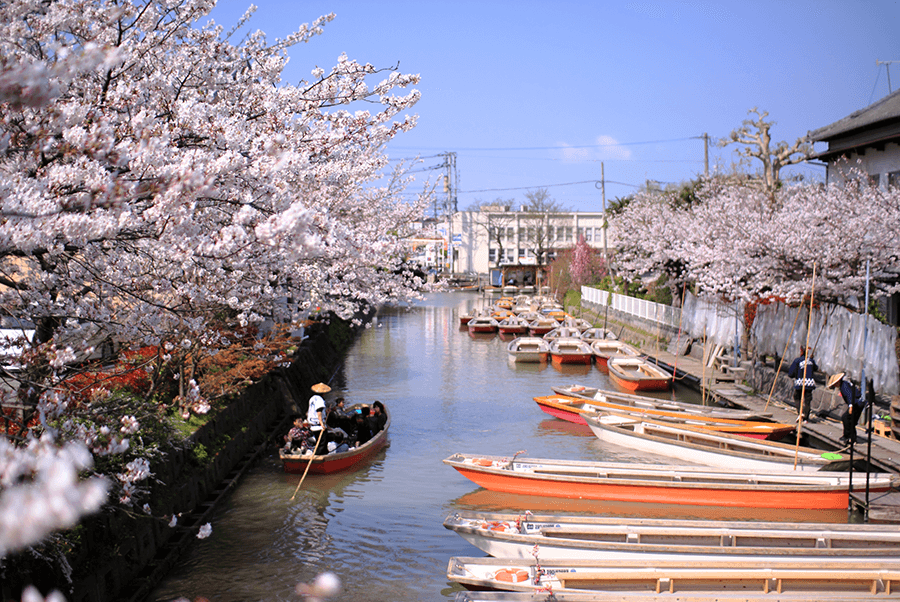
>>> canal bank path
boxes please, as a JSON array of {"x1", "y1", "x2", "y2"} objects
[{"x1": 642, "y1": 347, "x2": 900, "y2": 521}]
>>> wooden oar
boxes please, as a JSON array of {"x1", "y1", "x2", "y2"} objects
[
  {"x1": 290, "y1": 426, "x2": 326, "y2": 501},
  {"x1": 795, "y1": 262, "x2": 816, "y2": 470}
]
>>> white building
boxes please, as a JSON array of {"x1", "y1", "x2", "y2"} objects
[
  {"x1": 808, "y1": 89, "x2": 900, "y2": 325},
  {"x1": 450, "y1": 207, "x2": 610, "y2": 275}
]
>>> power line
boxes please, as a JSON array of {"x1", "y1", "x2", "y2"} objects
[
  {"x1": 459, "y1": 179, "x2": 643, "y2": 194},
  {"x1": 390, "y1": 136, "x2": 697, "y2": 153}
]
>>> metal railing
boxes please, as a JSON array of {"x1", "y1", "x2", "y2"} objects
[{"x1": 581, "y1": 286, "x2": 681, "y2": 328}]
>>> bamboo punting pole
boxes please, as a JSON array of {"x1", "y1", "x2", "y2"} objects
[{"x1": 795, "y1": 262, "x2": 816, "y2": 470}]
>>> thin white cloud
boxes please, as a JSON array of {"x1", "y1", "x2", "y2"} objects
[{"x1": 558, "y1": 135, "x2": 632, "y2": 162}]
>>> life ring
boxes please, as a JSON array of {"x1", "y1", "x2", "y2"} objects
[
  {"x1": 494, "y1": 568, "x2": 529, "y2": 583},
  {"x1": 472, "y1": 458, "x2": 494, "y2": 467}
]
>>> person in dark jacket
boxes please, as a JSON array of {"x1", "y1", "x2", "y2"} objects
[
  {"x1": 368, "y1": 400, "x2": 387, "y2": 434},
  {"x1": 827, "y1": 372, "x2": 867, "y2": 445},
  {"x1": 351, "y1": 407, "x2": 372, "y2": 448},
  {"x1": 787, "y1": 346, "x2": 818, "y2": 422}
]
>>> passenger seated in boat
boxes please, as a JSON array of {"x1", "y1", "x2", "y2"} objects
[
  {"x1": 351, "y1": 407, "x2": 373, "y2": 448},
  {"x1": 368, "y1": 401, "x2": 387, "y2": 434},
  {"x1": 283, "y1": 416, "x2": 312, "y2": 454},
  {"x1": 326, "y1": 397, "x2": 352, "y2": 442}
]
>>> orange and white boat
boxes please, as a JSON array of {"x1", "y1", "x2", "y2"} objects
[
  {"x1": 589, "y1": 339, "x2": 640, "y2": 369},
  {"x1": 467, "y1": 316, "x2": 499, "y2": 334},
  {"x1": 527, "y1": 316, "x2": 558, "y2": 336},
  {"x1": 506, "y1": 336, "x2": 550, "y2": 363},
  {"x1": 607, "y1": 356, "x2": 673, "y2": 391},
  {"x1": 443, "y1": 453, "x2": 896, "y2": 509},
  {"x1": 497, "y1": 315, "x2": 529, "y2": 335},
  {"x1": 549, "y1": 338, "x2": 593, "y2": 365},
  {"x1": 533, "y1": 394, "x2": 795, "y2": 440}
]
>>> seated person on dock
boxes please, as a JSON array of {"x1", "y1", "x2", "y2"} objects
[{"x1": 368, "y1": 401, "x2": 387, "y2": 434}]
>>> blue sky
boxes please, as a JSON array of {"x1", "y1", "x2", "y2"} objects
[{"x1": 209, "y1": 1, "x2": 900, "y2": 212}]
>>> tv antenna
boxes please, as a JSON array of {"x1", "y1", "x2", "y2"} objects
[{"x1": 876, "y1": 60, "x2": 899, "y2": 93}]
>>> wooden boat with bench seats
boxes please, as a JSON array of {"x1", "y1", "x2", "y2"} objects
[
  {"x1": 443, "y1": 453, "x2": 895, "y2": 509},
  {"x1": 584, "y1": 412, "x2": 845, "y2": 472},
  {"x1": 533, "y1": 394, "x2": 795, "y2": 440},
  {"x1": 551, "y1": 384, "x2": 771, "y2": 420},
  {"x1": 444, "y1": 510, "x2": 900, "y2": 561},
  {"x1": 607, "y1": 356, "x2": 673, "y2": 391},
  {"x1": 280, "y1": 404, "x2": 390, "y2": 474},
  {"x1": 506, "y1": 336, "x2": 550, "y2": 363},
  {"x1": 589, "y1": 339, "x2": 640, "y2": 369},
  {"x1": 447, "y1": 556, "x2": 900, "y2": 596},
  {"x1": 454, "y1": 592, "x2": 900, "y2": 602},
  {"x1": 548, "y1": 338, "x2": 593, "y2": 365}
]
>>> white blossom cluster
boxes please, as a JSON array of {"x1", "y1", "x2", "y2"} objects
[
  {"x1": 0, "y1": 0, "x2": 430, "y2": 565},
  {"x1": 0, "y1": 433, "x2": 108, "y2": 558},
  {"x1": 612, "y1": 173, "x2": 900, "y2": 305}
]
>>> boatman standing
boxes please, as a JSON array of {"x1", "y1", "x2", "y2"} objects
[
  {"x1": 307, "y1": 382, "x2": 331, "y2": 454},
  {"x1": 787, "y1": 346, "x2": 818, "y2": 422},
  {"x1": 827, "y1": 372, "x2": 868, "y2": 446}
]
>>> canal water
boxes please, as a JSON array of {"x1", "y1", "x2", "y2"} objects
[{"x1": 149, "y1": 292, "x2": 848, "y2": 602}]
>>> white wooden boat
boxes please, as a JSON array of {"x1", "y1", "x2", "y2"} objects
[
  {"x1": 561, "y1": 316, "x2": 593, "y2": 331},
  {"x1": 467, "y1": 316, "x2": 499, "y2": 333},
  {"x1": 454, "y1": 593, "x2": 897, "y2": 602},
  {"x1": 584, "y1": 412, "x2": 845, "y2": 472},
  {"x1": 444, "y1": 510, "x2": 900, "y2": 561},
  {"x1": 550, "y1": 384, "x2": 772, "y2": 421},
  {"x1": 506, "y1": 337, "x2": 549, "y2": 363},
  {"x1": 607, "y1": 356, "x2": 673, "y2": 391},
  {"x1": 548, "y1": 337, "x2": 593, "y2": 365},
  {"x1": 580, "y1": 327, "x2": 617, "y2": 341},
  {"x1": 527, "y1": 316, "x2": 558, "y2": 336},
  {"x1": 541, "y1": 326, "x2": 582, "y2": 341},
  {"x1": 497, "y1": 315, "x2": 529, "y2": 335},
  {"x1": 448, "y1": 556, "x2": 900, "y2": 595},
  {"x1": 443, "y1": 453, "x2": 896, "y2": 509},
  {"x1": 589, "y1": 339, "x2": 640, "y2": 368}
]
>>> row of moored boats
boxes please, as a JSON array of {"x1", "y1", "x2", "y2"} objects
[
  {"x1": 445, "y1": 295, "x2": 900, "y2": 600},
  {"x1": 463, "y1": 295, "x2": 674, "y2": 391}
]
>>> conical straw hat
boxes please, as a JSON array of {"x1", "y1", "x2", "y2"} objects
[
  {"x1": 827, "y1": 372, "x2": 844, "y2": 388},
  {"x1": 311, "y1": 382, "x2": 331, "y2": 393}
]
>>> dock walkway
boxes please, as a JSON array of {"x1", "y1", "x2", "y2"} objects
[{"x1": 643, "y1": 349, "x2": 900, "y2": 521}]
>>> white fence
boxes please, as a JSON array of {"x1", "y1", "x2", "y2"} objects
[{"x1": 581, "y1": 286, "x2": 681, "y2": 329}]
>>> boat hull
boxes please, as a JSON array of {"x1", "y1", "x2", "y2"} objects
[
  {"x1": 443, "y1": 454, "x2": 892, "y2": 510},
  {"x1": 607, "y1": 357, "x2": 672, "y2": 391},
  {"x1": 280, "y1": 409, "x2": 390, "y2": 474},
  {"x1": 444, "y1": 511, "x2": 900, "y2": 562},
  {"x1": 534, "y1": 395, "x2": 795, "y2": 440}
]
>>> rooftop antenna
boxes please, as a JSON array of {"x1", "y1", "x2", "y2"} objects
[{"x1": 876, "y1": 60, "x2": 899, "y2": 93}]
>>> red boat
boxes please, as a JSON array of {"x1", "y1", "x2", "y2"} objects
[
  {"x1": 444, "y1": 453, "x2": 896, "y2": 510},
  {"x1": 549, "y1": 338, "x2": 593, "y2": 365},
  {"x1": 607, "y1": 356, "x2": 672, "y2": 391},
  {"x1": 533, "y1": 394, "x2": 795, "y2": 440},
  {"x1": 280, "y1": 405, "x2": 390, "y2": 474}
]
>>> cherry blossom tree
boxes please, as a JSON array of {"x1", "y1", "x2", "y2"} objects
[
  {"x1": 0, "y1": 0, "x2": 428, "y2": 588},
  {"x1": 612, "y1": 173, "x2": 900, "y2": 307}
]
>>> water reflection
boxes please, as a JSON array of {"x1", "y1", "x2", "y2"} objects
[{"x1": 149, "y1": 293, "x2": 857, "y2": 602}]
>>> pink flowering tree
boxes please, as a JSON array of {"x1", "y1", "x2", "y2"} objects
[
  {"x1": 611, "y1": 172, "x2": 900, "y2": 306},
  {"x1": 0, "y1": 0, "x2": 428, "y2": 589}
]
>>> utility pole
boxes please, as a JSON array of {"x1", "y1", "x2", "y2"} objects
[
  {"x1": 702, "y1": 133, "x2": 709, "y2": 176},
  {"x1": 442, "y1": 152, "x2": 458, "y2": 274}
]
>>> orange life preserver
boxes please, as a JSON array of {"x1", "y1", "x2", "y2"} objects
[
  {"x1": 472, "y1": 458, "x2": 494, "y2": 467},
  {"x1": 494, "y1": 568, "x2": 529, "y2": 583}
]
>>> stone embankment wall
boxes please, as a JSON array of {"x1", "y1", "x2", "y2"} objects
[{"x1": 2, "y1": 317, "x2": 362, "y2": 602}]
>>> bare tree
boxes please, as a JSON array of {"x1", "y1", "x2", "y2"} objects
[
  {"x1": 521, "y1": 188, "x2": 568, "y2": 265},
  {"x1": 466, "y1": 198, "x2": 517, "y2": 267},
  {"x1": 719, "y1": 108, "x2": 813, "y2": 201}
]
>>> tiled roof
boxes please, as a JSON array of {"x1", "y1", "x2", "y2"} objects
[{"x1": 808, "y1": 88, "x2": 900, "y2": 141}]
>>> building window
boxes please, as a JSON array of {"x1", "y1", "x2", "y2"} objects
[
  {"x1": 869, "y1": 173, "x2": 881, "y2": 187},
  {"x1": 889, "y1": 171, "x2": 900, "y2": 189},
  {"x1": 585, "y1": 227, "x2": 593, "y2": 242},
  {"x1": 565, "y1": 227, "x2": 573, "y2": 242},
  {"x1": 488, "y1": 248, "x2": 497, "y2": 263},
  {"x1": 518, "y1": 248, "x2": 526, "y2": 259},
  {"x1": 506, "y1": 227, "x2": 514, "y2": 241}
]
